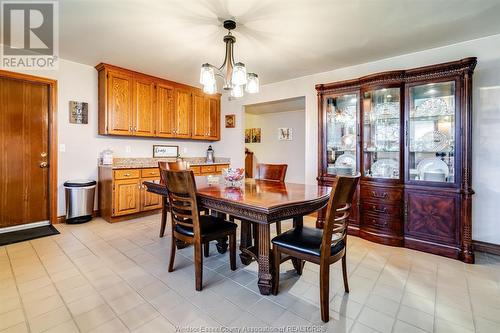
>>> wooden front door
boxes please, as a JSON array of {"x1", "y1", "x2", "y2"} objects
[{"x1": 0, "y1": 76, "x2": 51, "y2": 228}]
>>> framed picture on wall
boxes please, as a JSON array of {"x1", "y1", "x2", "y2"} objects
[
  {"x1": 252, "y1": 128, "x2": 261, "y2": 143},
  {"x1": 153, "y1": 145, "x2": 179, "y2": 158},
  {"x1": 245, "y1": 129, "x2": 252, "y2": 143},
  {"x1": 278, "y1": 128, "x2": 293, "y2": 141},
  {"x1": 225, "y1": 114, "x2": 236, "y2": 128}
]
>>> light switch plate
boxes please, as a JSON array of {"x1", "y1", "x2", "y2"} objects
[
  {"x1": 59, "y1": 144, "x2": 66, "y2": 152},
  {"x1": 125, "y1": 145, "x2": 131, "y2": 153}
]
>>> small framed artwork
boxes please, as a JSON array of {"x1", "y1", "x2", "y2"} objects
[
  {"x1": 69, "y1": 101, "x2": 88, "y2": 124},
  {"x1": 278, "y1": 128, "x2": 293, "y2": 141},
  {"x1": 153, "y1": 145, "x2": 179, "y2": 158},
  {"x1": 252, "y1": 128, "x2": 262, "y2": 143},
  {"x1": 225, "y1": 114, "x2": 236, "y2": 128},
  {"x1": 245, "y1": 129, "x2": 252, "y2": 143}
]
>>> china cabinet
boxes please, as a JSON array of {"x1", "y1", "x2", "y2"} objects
[{"x1": 316, "y1": 58, "x2": 476, "y2": 263}]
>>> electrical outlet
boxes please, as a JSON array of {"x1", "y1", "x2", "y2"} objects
[
  {"x1": 125, "y1": 145, "x2": 131, "y2": 153},
  {"x1": 183, "y1": 147, "x2": 188, "y2": 154},
  {"x1": 59, "y1": 144, "x2": 66, "y2": 152}
]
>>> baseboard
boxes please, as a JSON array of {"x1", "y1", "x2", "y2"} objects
[
  {"x1": 56, "y1": 210, "x2": 100, "y2": 224},
  {"x1": 473, "y1": 240, "x2": 500, "y2": 256}
]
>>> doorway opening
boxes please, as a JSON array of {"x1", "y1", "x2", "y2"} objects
[{"x1": 244, "y1": 97, "x2": 306, "y2": 183}]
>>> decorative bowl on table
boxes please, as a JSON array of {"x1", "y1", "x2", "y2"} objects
[{"x1": 222, "y1": 168, "x2": 245, "y2": 187}]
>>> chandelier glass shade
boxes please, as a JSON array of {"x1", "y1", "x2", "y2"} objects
[{"x1": 199, "y1": 20, "x2": 259, "y2": 98}]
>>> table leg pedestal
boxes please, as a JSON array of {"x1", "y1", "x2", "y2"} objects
[{"x1": 257, "y1": 223, "x2": 272, "y2": 295}]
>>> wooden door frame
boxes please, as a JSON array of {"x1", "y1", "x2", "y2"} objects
[{"x1": 0, "y1": 70, "x2": 58, "y2": 224}]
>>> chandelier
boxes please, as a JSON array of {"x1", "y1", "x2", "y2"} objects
[{"x1": 199, "y1": 19, "x2": 259, "y2": 98}]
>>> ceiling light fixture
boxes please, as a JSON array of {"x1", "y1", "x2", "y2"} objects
[{"x1": 199, "y1": 19, "x2": 259, "y2": 98}]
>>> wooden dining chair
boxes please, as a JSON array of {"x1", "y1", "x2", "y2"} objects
[
  {"x1": 163, "y1": 169, "x2": 237, "y2": 291},
  {"x1": 271, "y1": 173, "x2": 360, "y2": 322},
  {"x1": 256, "y1": 163, "x2": 288, "y2": 234},
  {"x1": 158, "y1": 161, "x2": 190, "y2": 238}
]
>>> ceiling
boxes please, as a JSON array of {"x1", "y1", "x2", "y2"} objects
[
  {"x1": 60, "y1": 0, "x2": 500, "y2": 86},
  {"x1": 245, "y1": 97, "x2": 305, "y2": 114}
]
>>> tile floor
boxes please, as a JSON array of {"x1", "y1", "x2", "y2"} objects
[{"x1": 1, "y1": 214, "x2": 500, "y2": 333}]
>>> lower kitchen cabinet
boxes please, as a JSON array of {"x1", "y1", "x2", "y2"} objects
[{"x1": 98, "y1": 163, "x2": 229, "y2": 222}]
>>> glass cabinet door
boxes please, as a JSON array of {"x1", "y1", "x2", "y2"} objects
[
  {"x1": 408, "y1": 81, "x2": 455, "y2": 183},
  {"x1": 325, "y1": 93, "x2": 358, "y2": 176},
  {"x1": 362, "y1": 88, "x2": 401, "y2": 179}
]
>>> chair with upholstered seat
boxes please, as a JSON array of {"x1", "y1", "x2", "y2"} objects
[
  {"x1": 163, "y1": 169, "x2": 237, "y2": 291},
  {"x1": 271, "y1": 173, "x2": 360, "y2": 322}
]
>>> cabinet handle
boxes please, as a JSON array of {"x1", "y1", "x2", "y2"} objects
[
  {"x1": 371, "y1": 191, "x2": 388, "y2": 199},
  {"x1": 149, "y1": 172, "x2": 156, "y2": 175},
  {"x1": 123, "y1": 173, "x2": 130, "y2": 177},
  {"x1": 134, "y1": 126, "x2": 137, "y2": 131},
  {"x1": 129, "y1": 126, "x2": 132, "y2": 131},
  {"x1": 371, "y1": 205, "x2": 387, "y2": 213}
]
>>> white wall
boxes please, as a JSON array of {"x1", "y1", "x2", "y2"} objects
[
  {"x1": 245, "y1": 110, "x2": 305, "y2": 183},
  {"x1": 214, "y1": 33, "x2": 500, "y2": 245},
  {"x1": 12, "y1": 59, "x2": 213, "y2": 216}
]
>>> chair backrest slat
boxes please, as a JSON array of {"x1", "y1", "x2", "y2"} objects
[
  {"x1": 256, "y1": 163, "x2": 287, "y2": 182},
  {"x1": 161, "y1": 169, "x2": 201, "y2": 239},
  {"x1": 158, "y1": 161, "x2": 189, "y2": 184},
  {"x1": 320, "y1": 174, "x2": 360, "y2": 258}
]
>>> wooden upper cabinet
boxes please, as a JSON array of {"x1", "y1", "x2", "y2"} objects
[
  {"x1": 133, "y1": 78, "x2": 155, "y2": 136},
  {"x1": 156, "y1": 83, "x2": 175, "y2": 138},
  {"x1": 174, "y1": 88, "x2": 192, "y2": 138},
  {"x1": 192, "y1": 93, "x2": 220, "y2": 140},
  {"x1": 96, "y1": 63, "x2": 220, "y2": 140},
  {"x1": 207, "y1": 96, "x2": 220, "y2": 140},
  {"x1": 107, "y1": 71, "x2": 133, "y2": 135},
  {"x1": 192, "y1": 92, "x2": 207, "y2": 139}
]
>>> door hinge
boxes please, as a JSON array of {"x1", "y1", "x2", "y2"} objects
[
  {"x1": 112, "y1": 184, "x2": 115, "y2": 191},
  {"x1": 404, "y1": 202, "x2": 409, "y2": 219}
]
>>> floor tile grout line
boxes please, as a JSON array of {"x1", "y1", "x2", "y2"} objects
[
  {"x1": 31, "y1": 237, "x2": 85, "y2": 333},
  {"x1": 5, "y1": 244, "x2": 32, "y2": 333},
  {"x1": 46, "y1": 228, "x2": 136, "y2": 332}
]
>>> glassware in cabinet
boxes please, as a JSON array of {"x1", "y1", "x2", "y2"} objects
[
  {"x1": 324, "y1": 93, "x2": 358, "y2": 176},
  {"x1": 362, "y1": 87, "x2": 401, "y2": 179},
  {"x1": 408, "y1": 81, "x2": 456, "y2": 183}
]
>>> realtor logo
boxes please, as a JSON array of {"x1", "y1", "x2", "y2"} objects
[{"x1": 1, "y1": 1, "x2": 58, "y2": 69}]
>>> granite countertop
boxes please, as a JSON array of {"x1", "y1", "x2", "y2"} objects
[{"x1": 99, "y1": 157, "x2": 230, "y2": 169}]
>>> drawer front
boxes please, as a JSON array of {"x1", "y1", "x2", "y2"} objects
[
  {"x1": 361, "y1": 201, "x2": 401, "y2": 216},
  {"x1": 216, "y1": 164, "x2": 229, "y2": 172},
  {"x1": 141, "y1": 168, "x2": 160, "y2": 178},
  {"x1": 200, "y1": 165, "x2": 216, "y2": 174},
  {"x1": 362, "y1": 213, "x2": 402, "y2": 234},
  {"x1": 114, "y1": 169, "x2": 140, "y2": 180},
  {"x1": 360, "y1": 186, "x2": 402, "y2": 203},
  {"x1": 190, "y1": 166, "x2": 201, "y2": 175}
]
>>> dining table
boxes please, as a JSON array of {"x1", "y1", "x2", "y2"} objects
[{"x1": 143, "y1": 176, "x2": 331, "y2": 295}]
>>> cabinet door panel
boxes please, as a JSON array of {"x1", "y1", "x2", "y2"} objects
[
  {"x1": 133, "y1": 79, "x2": 155, "y2": 136},
  {"x1": 108, "y1": 72, "x2": 133, "y2": 135},
  {"x1": 192, "y1": 93, "x2": 206, "y2": 139},
  {"x1": 156, "y1": 84, "x2": 175, "y2": 137},
  {"x1": 207, "y1": 97, "x2": 219, "y2": 139},
  {"x1": 141, "y1": 177, "x2": 162, "y2": 211},
  {"x1": 175, "y1": 88, "x2": 191, "y2": 138},
  {"x1": 113, "y1": 179, "x2": 140, "y2": 216},
  {"x1": 405, "y1": 191, "x2": 458, "y2": 244}
]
